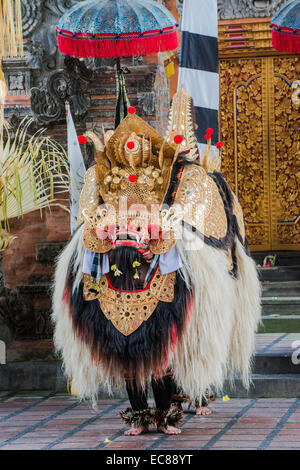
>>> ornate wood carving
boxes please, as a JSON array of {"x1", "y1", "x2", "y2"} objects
[
  {"x1": 220, "y1": 54, "x2": 300, "y2": 251},
  {"x1": 271, "y1": 57, "x2": 300, "y2": 248}
]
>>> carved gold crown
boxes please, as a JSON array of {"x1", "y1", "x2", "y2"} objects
[
  {"x1": 89, "y1": 111, "x2": 180, "y2": 211},
  {"x1": 83, "y1": 87, "x2": 223, "y2": 231}
]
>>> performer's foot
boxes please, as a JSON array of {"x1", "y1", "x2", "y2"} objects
[
  {"x1": 196, "y1": 406, "x2": 212, "y2": 416},
  {"x1": 158, "y1": 425, "x2": 181, "y2": 435},
  {"x1": 125, "y1": 425, "x2": 148, "y2": 436}
]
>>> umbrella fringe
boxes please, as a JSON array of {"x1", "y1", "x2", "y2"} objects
[
  {"x1": 272, "y1": 29, "x2": 300, "y2": 54},
  {"x1": 57, "y1": 31, "x2": 178, "y2": 59}
]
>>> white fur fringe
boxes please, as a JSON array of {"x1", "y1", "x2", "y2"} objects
[
  {"x1": 51, "y1": 225, "x2": 109, "y2": 405},
  {"x1": 174, "y1": 229, "x2": 261, "y2": 401}
]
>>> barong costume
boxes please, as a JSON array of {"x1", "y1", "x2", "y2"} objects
[{"x1": 52, "y1": 88, "x2": 261, "y2": 428}]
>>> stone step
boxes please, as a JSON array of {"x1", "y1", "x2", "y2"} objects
[
  {"x1": 1, "y1": 365, "x2": 300, "y2": 398},
  {"x1": 262, "y1": 281, "x2": 300, "y2": 297},
  {"x1": 259, "y1": 316, "x2": 300, "y2": 333},
  {"x1": 252, "y1": 251, "x2": 300, "y2": 267},
  {"x1": 258, "y1": 266, "x2": 300, "y2": 282},
  {"x1": 254, "y1": 354, "x2": 300, "y2": 375},
  {"x1": 262, "y1": 296, "x2": 300, "y2": 315},
  {"x1": 226, "y1": 375, "x2": 300, "y2": 398},
  {"x1": 1, "y1": 334, "x2": 299, "y2": 396}
]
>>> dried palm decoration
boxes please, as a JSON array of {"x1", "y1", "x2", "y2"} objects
[
  {"x1": 0, "y1": 118, "x2": 70, "y2": 250},
  {"x1": 0, "y1": 0, "x2": 23, "y2": 59},
  {"x1": 0, "y1": 0, "x2": 23, "y2": 137},
  {"x1": 0, "y1": 65, "x2": 7, "y2": 138}
]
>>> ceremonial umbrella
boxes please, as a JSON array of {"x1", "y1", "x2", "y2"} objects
[
  {"x1": 57, "y1": 0, "x2": 178, "y2": 59},
  {"x1": 56, "y1": 0, "x2": 178, "y2": 126},
  {"x1": 270, "y1": 0, "x2": 300, "y2": 54}
]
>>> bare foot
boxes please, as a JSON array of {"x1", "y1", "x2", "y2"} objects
[
  {"x1": 125, "y1": 425, "x2": 148, "y2": 436},
  {"x1": 158, "y1": 425, "x2": 181, "y2": 435},
  {"x1": 196, "y1": 406, "x2": 212, "y2": 416}
]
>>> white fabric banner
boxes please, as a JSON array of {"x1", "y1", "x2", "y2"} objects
[
  {"x1": 66, "y1": 103, "x2": 86, "y2": 233},
  {"x1": 178, "y1": 0, "x2": 219, "y2": 158},
  {"x1": 180, "y1": 0, "x2": 218, "y2": 37}
]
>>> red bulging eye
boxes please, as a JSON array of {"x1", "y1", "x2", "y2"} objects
[
  {"x1": 78, "y1": 135, "x2": 87, "y2": 144},
  {"x1": 174, "y1": 135, "x2": 184, "y2": 145},
  {"x1": 128, "y1": 106, "x2": 136, "y2": 114},
  {"x1": 126, "y1": 141, "x2": 135, "y2": 150},
  {"x1": 206, "y1": 128, "x2": 214, "y2": 135},
  {"x1": 216, "y1": 141, "x2": 224, "y2": 149},
  {"x1": 128, "y1": 174, "x2": 137, "y2": 183},
  {"x1": 204, "y1": 134, "x2": 211, "y2": 141}
]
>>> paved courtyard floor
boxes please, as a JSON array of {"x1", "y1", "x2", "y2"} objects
[{"x1": 0, "y1": 394, "x2": 299, "y2": 450}]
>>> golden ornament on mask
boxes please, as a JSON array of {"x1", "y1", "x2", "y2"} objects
[
  {"x1": 104, "y1": 175, "x2": 112, "y2": 184},
  {"x1": 147, "y1": 177, "x2": 155, "y2": 188},
  {"x1": 145, "y1": 166, "x2": 153, "y2": 176},
  {"x1": 113, "y1": 176, "x2": 121, "y2": 184},
  {"x1": 138, "y1": 175, "x2": 145, "y2": 185},
  {"x1": 112, "y1": 167, "x2": 120, "y2": 175}
]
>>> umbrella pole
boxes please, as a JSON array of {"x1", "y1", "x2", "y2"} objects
[{"x1": 114, "y1": 58, "x2": 131, "y2": 128}]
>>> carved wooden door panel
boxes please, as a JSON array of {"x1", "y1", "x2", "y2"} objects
[
  {"x1": 270, "y1": 57, "x2": 300, "y2": 250},
  {"x1": 220, "y1": 55, "x2": 300, "y2": 251}
]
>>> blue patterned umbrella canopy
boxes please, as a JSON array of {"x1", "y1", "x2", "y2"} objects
[
  {"x1": 271, "y1": 0, "x2": 300, "y2": 53},
  {"x1": 57, "y1": 0, "x2": 178, "y2": 58}
]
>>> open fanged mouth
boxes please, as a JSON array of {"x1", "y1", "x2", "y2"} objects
[{"x1": 95, "y1": 226, "x2": 150, "y2": 254}]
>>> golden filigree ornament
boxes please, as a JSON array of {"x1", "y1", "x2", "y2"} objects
[
  {"x1": 165, "y1": 86, "x2": 199, "y2": 161},
  {"x1": 83, "y1": 268, "x2": 176, "y2": 336},
  {"x1": 174, "y1": 166, "x2": 228, "y2": 240},
  {"x1": 82, "y1": 206, "x2": 113, "y2": 253}
]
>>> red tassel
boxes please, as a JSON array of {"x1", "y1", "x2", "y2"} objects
[
  {"x1": 57, "y1": 30, "x2": 178, "y2": 59},
  {"x1": 62, "y1": 287, "x2": 73, "y2": 319},
  {"x1": 183, "y1": 295, "x2": 194, "y2": 335},
  {"x1": 170, "y1": 322, "x2": 178, "y2": 354},
  {"x1": 163, "y1": 345, "x2": 169, "y2": 370},
  {"x1": 272, "y1": 29, "x2": 300, "y2": 54},
  {"x1": 62, "y1": 286, "x2": 69, "y2": 303}
]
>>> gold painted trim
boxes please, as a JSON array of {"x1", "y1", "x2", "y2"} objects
[
  {"x1": 262, "y1": 57, "x2": 272, "y2": 250},
  {"x1": 266, "y1": 57, "x2": 278, "y2": 250}
]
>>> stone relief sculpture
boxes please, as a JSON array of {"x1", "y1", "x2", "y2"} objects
[
  {"x1": 218, "y1": 0, "x2": 287, "y2": 19},
  {"x1": 176, "y1": 0, "x2": 287, "y2": 19}
]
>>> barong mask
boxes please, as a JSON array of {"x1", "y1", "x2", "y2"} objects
[{"x1": 80, "y1": 87, "x2": 235, "y2": 256}]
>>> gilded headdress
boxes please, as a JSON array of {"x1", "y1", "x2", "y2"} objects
[{"x1": 81, "y1": 87, "x2": 228, "y2": 254}]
